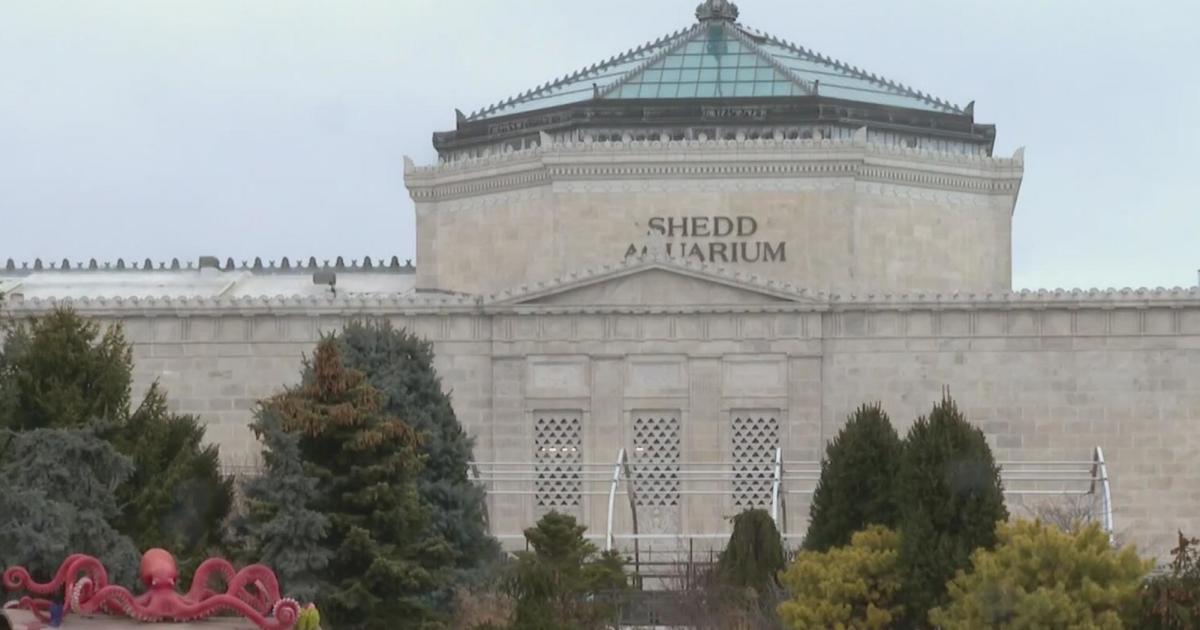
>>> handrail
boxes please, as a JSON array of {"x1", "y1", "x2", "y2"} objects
[
  {"x1": 470, "y1": 445, "x2": 1116, "y2": 546},
  {"x1": 606, "y1": 448, "x2": 625, "y2": 551},
  {"x1": 1091, "y1": 446, "x2": 1115, "y2": 543},
  {"x1": 770, "y1": 447, "x2": 784, "y2": 532}
]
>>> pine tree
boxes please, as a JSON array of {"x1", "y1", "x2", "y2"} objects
[
  {"x1": 236, "y1": 405, "x2": 333, "y2": 603},
  {"x1": 332, "y1": 321, "x2": 499, "y2": 582},
  {"x1": 718, "y1": 509, "x2": 786, "y2": 594},
  {"x1": 803, "y1": 403, "x2": 902, "y2": 552},
  {"x1": 267, "y1": 339, "x2": 452, "y2": 629},
  {"x1": 0, "y1": 428, "x2": 140, "y2": 586},
  {"x1": 2, "y1": 309, "x2": 130, "y2": 431},
  {"x1": 111, "y1": 385, "x2": 233, "y2": 577},
  {"x1": 930, "y1": 520, "x2": 1150, "y2": 629},
  {"x1": 506, "y1": 512, "x2": 627, "y2": 630},
  {"x1": 895, "y1": 394, "x2": 1008, "y2": 626},
  {"x1": 0, "y1": 309, "x2": 231, "y2": 571},
  {"x1": 779, "y1": 525, "x2": 903, "y2": 630}
]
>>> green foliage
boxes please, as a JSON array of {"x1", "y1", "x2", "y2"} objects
[
  {"x1": 111, "y1": 385, "x2": 233, "y2": 577},
  {"x1": 505, "y1": 511, "x2": 627, "y2": 630},
  {"x1": 804, "y1": 403, "x2": 902, "y2": 552},
  {"x1": 1138, "y1": 532, "x2": 1200, "y2": 629},
  {"x1": 268, "y1": 339, "x2": 452, "y2": 629},
  {"x1": 236, "y1": 406, "x2": 333, "y2": 603},
  {"x1": 333, "y1": 321, "x2": 499, "y2": 583},
  {"x1": 894, "y1": 394, "x2": 1009, "y2": 624},
  {"x1": 0, "y1": 428, "x2": 139, "y2": 586},
  {"x1": 778, "y1": 525, "x2": 903, "y2": 630},
  {"x1": 0, "y1": 309, "x2": 230, "y2": 574},
  {"x1": 930, "y1": 520, "x2": 1150, "y2": 629},
  {"x1": 718, "y1": 509, "x2": 786, "y2": 594},
  {"x1": 1, "y1": 309, "x2": 130, "y2": 431}
]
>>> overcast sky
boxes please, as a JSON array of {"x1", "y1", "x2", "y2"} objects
[{"x1": 1, "y1": 0, "x2": 1197, "y2": 289}]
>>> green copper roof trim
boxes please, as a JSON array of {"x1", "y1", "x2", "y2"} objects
[{"x1": 464, "y1": 3, "x2": 963, "y2": 122}]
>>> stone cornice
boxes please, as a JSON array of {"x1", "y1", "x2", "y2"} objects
[
  {"x1": 6, "y1": 273, "x2": 1197, "y2": 318},
  {"x1": 0, "y1": 293, "x2": 481, "y2": 317},
  {"x1": 405, "y1": 134, "x2": 1023, "y2": 203},
  {"x1": 484, "y1": 254, "x2": 824, "y2": 306}
]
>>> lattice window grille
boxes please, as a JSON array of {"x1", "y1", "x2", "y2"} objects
[
  {"x1": 731, "y1": 411, "x2": 780, "y2": 508},
  {"x1": 632, "y1": 411, "x2": 682, "y2": 507},
  {"x1": 534, "y1": 412, "x2": 583, "y2": 509}
]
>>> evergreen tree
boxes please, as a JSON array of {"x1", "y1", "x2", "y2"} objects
[
  {"x1": 333, "y1": 321, "x2": 499, "y2": 581},
  {"x1": 0, "y1": 309, "x2": 231, "y2": 572},
  {"x1": 236, "y1": 405, "x2": 333, "y2": 603},
  {"x1": 895, "y1": 394, "x2": 1008, "y2": 626},
  {"x1": 1, "y1": 309, "x2": 130, "y2": 431},
  {"x1": 1139, "y1": 532, "x2": 1200, "y2": 629},
  {"x1": 803, "y1": 403, "x2": 902, "y2": 552},
  {"x1": 930, "y1": 520, "x2": 1149, "y2": 629},
  {"x1": 0, "y1": 428, "x2": 139, "y2": 586},
  {"x1": 779, "y1": 525, "x2": 904, "y2": 630},
  {"x1": 718, "y1": 509, "x2": 786, "y2": 594},
  {"x1": 268, "y1": 339, "x2": 452, "y2": 629},
  {"x1": 111, "y1": 385, "x2": 233, "y2": 577},
  {"x1": 505, "y1": 512, "x2": 627, "y2": 630}
]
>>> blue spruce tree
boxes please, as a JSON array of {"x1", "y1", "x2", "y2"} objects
[
  {"x1": 0, "y1": 428, "x2": 139, "y2": 586},
  {"x1": 332, "y1": 321, "x2": 499, "y2": 585},
  {"x1": 236, "y1": 406, "x2": 332, "y2": 603}
]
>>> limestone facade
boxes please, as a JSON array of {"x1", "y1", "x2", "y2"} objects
[
  {"x1": 5, "y1": 258, "x2": 1198, "y2": 558},
  {"x1": 406, "y1": 134, "x2": 1023, "y2": 296}
]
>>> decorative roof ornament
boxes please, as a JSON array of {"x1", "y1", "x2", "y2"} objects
[{"x1": 696, "y1": 0, "x2": 739, "y2": 22}]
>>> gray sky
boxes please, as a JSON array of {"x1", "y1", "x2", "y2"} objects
[{"x1": 1, "y1": 0, "x2": 1197, "y2": 290}]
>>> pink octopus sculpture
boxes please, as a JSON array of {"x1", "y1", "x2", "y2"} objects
[{"x1": 3, "y1": 549, "x2": 300, "y2": 629}]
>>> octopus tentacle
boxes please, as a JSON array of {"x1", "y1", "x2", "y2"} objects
[
  {"x1": 9, "y1": 597, "x2": 53, "y2": 623},
  {"x1": 171, "y1": 594, "x2": 300, "y2": 630},
  {"x1": 2, "y1": 553, "x2": 92, "y2": 595},
  {"x1": 227, "y1": 565, "x2": 283, "y2": 613},
  {"x1": 78, "y1": 585, "x2": 139, "y2": 616},
  {"x1": 187, "y1": 557, "x2": 237, "y2": 601}
]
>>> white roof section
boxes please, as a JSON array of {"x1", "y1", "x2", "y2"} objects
[{"x1": 0, "y1": 267, "x2": 416, "y2": 301}]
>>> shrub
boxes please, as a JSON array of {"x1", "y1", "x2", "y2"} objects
[
  {"x1": 1139, "y1": 532, "x2": 1200, "y2": 629},
  {"x1": 930, "y1": 520, "x2": 1150, "y2": 629},
  {"x1": 894, "y1": 394, "x2": 1008, "y2": 622},
  {"x1": 778, "y1": 525, "x2": 903, "y2": 630},
  {"x1": 505, "y1": 512, "x2": 627, "y2": 630},
  {"x1": 804, "y1": 403, "x2": 901, "y2": 552},
  {"x1": 718, "y1": 509, "x2": 786, "y2": 593}
]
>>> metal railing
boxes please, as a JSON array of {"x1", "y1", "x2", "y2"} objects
[{"x1": 470, "y1": 446, "x2": 1117, "y2": 548}]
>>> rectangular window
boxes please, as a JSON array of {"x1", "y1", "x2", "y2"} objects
[
  {"x1": 534, "y1": 411, "x2": 583, "y2": 509},
  {"x1": 731, "y1": 410, "x2": 780, "y2": 508},
  {"x1": 631, "y1": 411, "x2": 682, "y2": 507}
]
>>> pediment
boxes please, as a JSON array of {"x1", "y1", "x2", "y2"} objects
[{"x1": 488, "y1": 258, "x2": 820, "y2": 308}]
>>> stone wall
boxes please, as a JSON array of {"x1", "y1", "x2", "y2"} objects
[
  {"x1": 5, "y1": 292, "x2": 1197, "y2": 559},
  {"x1": 406, "y1": 136, "x2": 1023, "y2": 296}
]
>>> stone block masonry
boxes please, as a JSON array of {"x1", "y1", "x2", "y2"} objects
[{"x1": 5, "y1": 282, "x2": 1199, "y2": 560}]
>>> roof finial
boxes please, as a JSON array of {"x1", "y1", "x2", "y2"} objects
[{"x1": 696, "y1": 0, "x2": 739, "y2": 22}]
